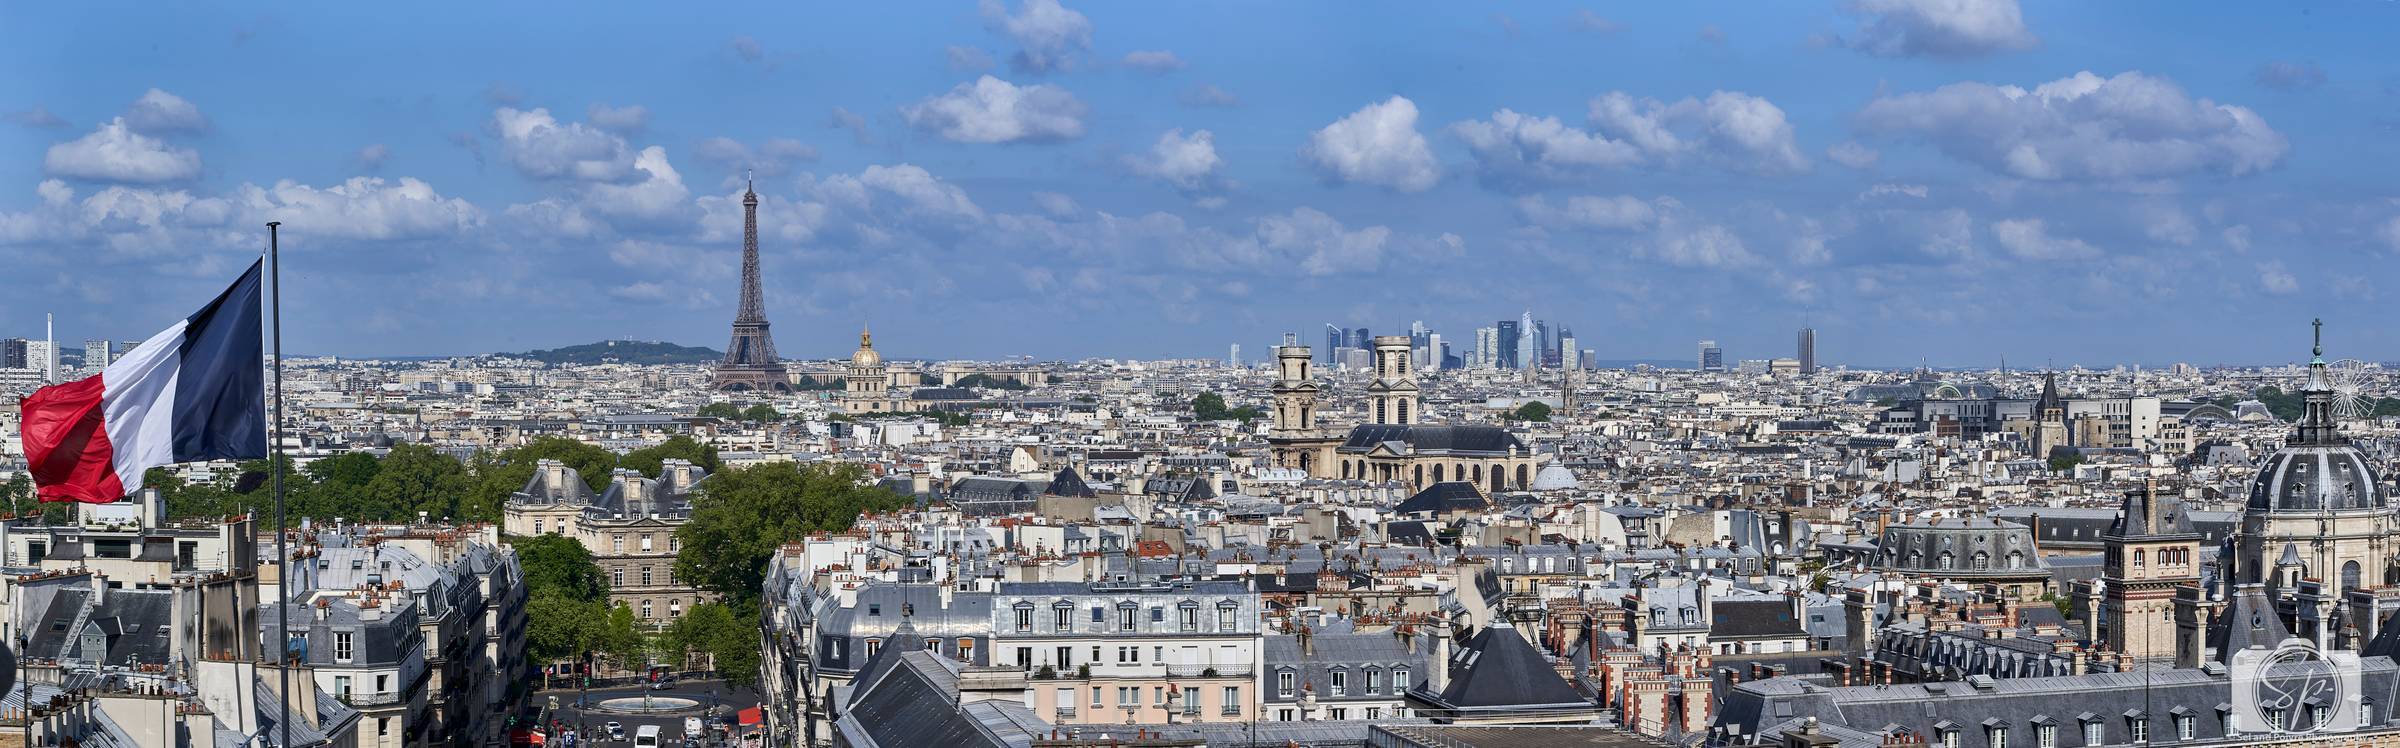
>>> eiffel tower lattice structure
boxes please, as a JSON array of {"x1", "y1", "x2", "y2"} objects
[{"x1": 714, "y1": 173, "x2": 792, "y2": 392}]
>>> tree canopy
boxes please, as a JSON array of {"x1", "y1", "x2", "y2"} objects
[
  {"x1": 665, "y1": 602, "x2": 759, "y2": 687},
  {"x1": 1192, "y1": 392, "x2": 1262, "y2": 422},
  {"x1": 674, "y1": 461, "x2": 910, "y2": 610},
  {"x1": 620, "y1": 435, "x2": 722, "y2": 476},
  {"x1": 1508, "y1": 401, "x2": 1553, "y2": 422},
  {"x1": 513, "y1": 533, "x2": 607, "y2": 603}
]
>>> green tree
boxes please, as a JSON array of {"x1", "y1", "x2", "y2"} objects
[
  {"x1": 525, "y1": 591, "x2": 603, "y2": 663},
  {"x1": 2, "y1": 474, "x2": 31, "y2": 518},
  {"x1": 674, "y1": 461, "x2": 910, "y2": 609},
  {"x1": 621, "y1": 435, "x2": 723, "y2": 477},
  {"x1": 741, "y1": 404, "x2": 782, "y2": 422},
  {"x1": 1192, "y1": 392, "x2": 1262, "y2": 422},
  {"x1": 305, "y1": 452, "x2": 383, "y2": 488},
  {"x1": 1509, "y1": 401, "x2": 1553, "y2": 422},
  {"x1": 464, "y1": 437, "x2": 617, "y2": 522},
  {"x1": 696, "y1": 402, "x2": 743, "y2": 420},
  {"x1": 362, "y1": 443, "x2": 474, "y2": 522},
  {"x1": 666, "y1": 602, "x2": 760, "y2": 686},
  {"x1": 599, "y1": 603, "x2": 647, "y2": 669},
  {"x1": 513, "y1": 533, "x2": 607, "y2": 603},
  {"x1": 2048, "y1": 453, "x2": 2086, "y2": 473}
]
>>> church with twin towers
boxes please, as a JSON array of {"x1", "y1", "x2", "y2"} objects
[{"x1": 1267, "y1": 333, "x2": 1543, "y2": 495}]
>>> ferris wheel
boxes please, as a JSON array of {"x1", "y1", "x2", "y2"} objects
[{"x1": 2324, "y1": 358, "x2": 2379, "y2": 421}]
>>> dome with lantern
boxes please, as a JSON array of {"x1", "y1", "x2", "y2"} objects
[{"x1": 2247, "y1": 321, "x2": 2384, "y2": 514}]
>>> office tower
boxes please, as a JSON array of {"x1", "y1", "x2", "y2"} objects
[
  {"x1": 1425, "y1": 333, "x2": 1443, "y2": 370},
  {"x1": 1409, "y1": 321, "x2": 1431, "y2": 368},
  {"x1": 1559, "y1": 336, "x2": 1577, "y2": 369},
  {"x1": 1325, "y1": 324, "x2": 1343, "y2": 365},
  {"x1": 25, "y1": 340, "x2": 55, "y2": 383},
  {"x1": 1229, "y1": 343, "x2": 1240, "y2": 368},
  {"x1": 1580, "y1": 350, "x2": 1596, "y2": 369},
  {"x1": 1534, "y1": 321, "x2": 1551, "y2": 367},
  {"x1": 1797, "y1": 327, "x2": 1817, "y2": 374},
  {"x1": 0, "y1": 337, "x2": 24, "y2": 370},
  {"x1": 44, "y1": 312, "x2": 55, "y2": 383},
  {"x1": 1349, "y1": 327, "x2": 1372, "y2": 352},
  {"x1": 1494, "y1": 320, "x2": 1520, "y2": 369},
  {"x1": 83, "y1": 339, "x2": 114, "y2": 370},
  {"x1": 1474, "y1": 327, "x2": 1496, "y2": 368},
  {"x1": 1441, "y1": 342, "x2": 1459, "y2": 370},
  {"x1": 1516, "y1": 311, "x2": 1536, "y2": 370},
  {"x1": 1698, "y1": 339, "x2": 1723, "y2": 372}
]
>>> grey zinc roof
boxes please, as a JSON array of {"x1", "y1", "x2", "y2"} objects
[
  {"x1": 836, "y1": 651, "x2": 1037, "y2": 748},
  {"x1": 1262, "y1": 623, "x2": 1436, "y2": 703},
  {"x1": 1427, "y1": 627, "x2": 1590, "y2": 710}
]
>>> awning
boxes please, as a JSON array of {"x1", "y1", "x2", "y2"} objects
[{"x1": 738, "y1": 706, "x2": 763, "y2": 725}]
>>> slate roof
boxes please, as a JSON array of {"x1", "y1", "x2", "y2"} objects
[
  {"x1": 836, "y1": 651, "x2": 1041, "y2": 748},
  {"x1": 1340, "y1": 424, "x2": 1526, "y2": 455},
  {"x1": 1396, "y1": 482, "x2": 1489, "y2": 516},
  {"x1": 1711, "y1": 599, "x2": 1807, "y2": 640},
  {"x1": 1422, "y1": 627, "x2": 1590, "y2": 711}
]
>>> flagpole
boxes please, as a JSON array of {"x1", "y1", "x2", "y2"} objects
[{"x1": 267, "y1": 221, "x2": 290, "y2": 748}]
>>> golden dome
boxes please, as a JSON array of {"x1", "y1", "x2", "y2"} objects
[{"x1": 851, "y1": 326, "x2": 882, "y2": 368}]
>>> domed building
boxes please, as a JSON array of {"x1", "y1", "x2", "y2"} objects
[
  {"x1": 844, "y1": 326, "x2": 893, "y2": 415},
  {"x1": 2224, "y1": 321, "x2": 2396, "y2": 597}
]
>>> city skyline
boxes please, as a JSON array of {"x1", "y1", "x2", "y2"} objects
[{"x1": 5, "y1": 2, "x2": 2399, "y2": 364}]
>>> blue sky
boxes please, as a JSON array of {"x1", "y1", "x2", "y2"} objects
[{"x1": 3, "y1": 1, "x2": 2398, "y2": 366}]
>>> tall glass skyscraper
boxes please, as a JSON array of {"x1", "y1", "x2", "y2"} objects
[
  {"x1": 1798, "y1": 327, "x2": 1817, "y2": 374},
  {"x1": 1494, "y1": 320, "x2": 1519, "y2": 369}
]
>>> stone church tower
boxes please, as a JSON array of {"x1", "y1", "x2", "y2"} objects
[
  {"x1": 1268, "y1": 334, "x2": 1341, "y2": 473},
  {"x1": 2101, "y1": 479, "x2": 2200, "y2": 661},
  {"x1": 1364, "y1": 335, "x2": 1420, "y2": 425}
]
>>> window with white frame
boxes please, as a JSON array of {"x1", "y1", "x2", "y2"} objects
[
  {"x1": 2035, "y1": 724, "x2": 2055, "y2": 748},
  {"x1": 1330, "y1": 669, "x2": 1346, "y2": 697},
  {"x1": 1278, "y1": 671, "x2": 1295, "y2": 698},
  {"x1": 1055, "y1": 603, "x2": 1072, "y2": 631},
  {"x1": 1015, "y1": 604, "x2": 1033, "y2": 632},
  {"x1": 1118, "y1": 603, "x2": 1137, "y2": 632},
  {"x1": 2084, "y1": 722, "x2": 2103, "y2": 746},
  {"x1": 334, "y1": 632, "x2": 353, "y2": 662}
]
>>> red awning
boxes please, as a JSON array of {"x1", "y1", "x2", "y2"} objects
[{"x1": 738, "y1": 707, "x2": 763, "y2": 725}]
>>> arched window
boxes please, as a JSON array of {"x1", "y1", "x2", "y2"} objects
[
  {"x1": 1434, "y1": 464, "x2": 1445, "y2": 483},
  {"x1": 1972, "y1": 552, "x2": 1989, "y2": 571},
  {"x1": 1517, "y1": 464, "x2": 1530, "y2": 489},
  {"x1": 2345, "y1": 561, "x2": 2363, "y2": 591},
  {"x1": 1398, "y1": 400, "x2": 1410, "y2": 424},
  {"x1": 2132, "y1": 550, "x2": 2145, "y2": 569}
]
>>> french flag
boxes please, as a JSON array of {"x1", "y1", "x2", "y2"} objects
[{"x1": 18, "y1": 260, "x2": 268, "y2": 503}]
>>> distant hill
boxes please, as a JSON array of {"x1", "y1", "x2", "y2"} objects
[{"x1": 509, "y1": 340, "x2": 722, "y2": 365}]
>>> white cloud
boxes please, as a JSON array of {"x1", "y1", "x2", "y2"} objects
[
  {"x1": 44, "y1": 118, "x2": 202, "y2": 183},
  {"x1": 356, "y1": 144, "x2": 391, "y2": 172},
  {"x1": 2257, "y1": 262, "x2": 2298, "y2": 295},
  {"x1": 1838, "y1": 0, "x2": 2037, "y2": 59},
  {"x1": 1032, "y1": 191, "x2": 1079, "y2": 217},
  {"x1": 1860, "y1": 183, "x2": 1929, "y2": 199},
  {"x1": 1516, "y1": 195, "x2": 1658, "y2": 231},
  {"x1": 491, "y1": 107, "x2": 635, "y2": 181},
  {"x1": 1856, "y1": 71, "x2": 2288, "y2": 181},
  {"x1": 1256, "y1": 207, "x2": 1392, "y2": 276},
  {"x1": 1122, "y1": 50, "x2": 1185, "y2": 74},
  {"x1": 980, "y1": 0, "x2": 1091, "y2": 74},
  {"x1": 1990, "y1": 218, "x2": 2098, "y2": 259},
  {"x1": 812, "y1": 164, "x2": 986, "y2": 225},
  {"x1": 1126, "y1": 128, "x2": 1225, "y2": 194},
  {"x1": 609, "y1": 281, "x2": 674, "y2": 302},
  {"x1": 2378, "y1": 216, "x2": 2400, "y2": 253},
  {"x1": 1451, "y1": 90, "x2": 1806, "y2": 189},
  {"x1": 1650, "y1": 224, "x2": 1754, "y2": 268},
  {"x1": 583, "y1": 146, "x2": 693, "y2": 225},
  {"x1": 1448, "y1": 109, "x2": 1643, "y2": 189},
  {"x1": 2254, "y1": 61, "x2": 2327, "y2": 91},
  {"x1": 902, "y1": 76, "x2": 1087, "y2": 144},
  {"x1": 587, "y1": 103, "x2": 650, "y2": 133},
  {"x1": 1303, "y1": 96, "x2": 1441, "y2": 193},
  {"x1": 233, "y1": 176, "x2": 483, "y2": 241},
  {"x1": 1180, "y1": 84, "x2": 1240, "y2": 108},
  {"x1": 124, "y1": 89, "x2": 208, "y2": 133},
  {"x1": 1827, "y1": 141, "x2": 1880, "y2": 169}
]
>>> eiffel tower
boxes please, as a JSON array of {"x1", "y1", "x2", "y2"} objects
[{"x1": 714, "y1": 173, "x2": 791, "y2": 392}]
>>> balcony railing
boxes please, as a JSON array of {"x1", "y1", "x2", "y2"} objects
[
  {"x1": 1221, "y1": 705, "x2": 1242, "y2": 716},
  {"x1": 1054, "y1": 707, "x2": 1077, "y2": 720},
  {"x1": 1164, "y1": 664, "x2": 1249, "y2": 678},
  {"x1": 342, "y1": 689, "x2": 410, "y2": 707}
]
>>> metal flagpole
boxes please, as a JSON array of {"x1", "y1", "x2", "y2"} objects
[{"x1": 268, "y1": 221, "x2": 290, "y2": 748}]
